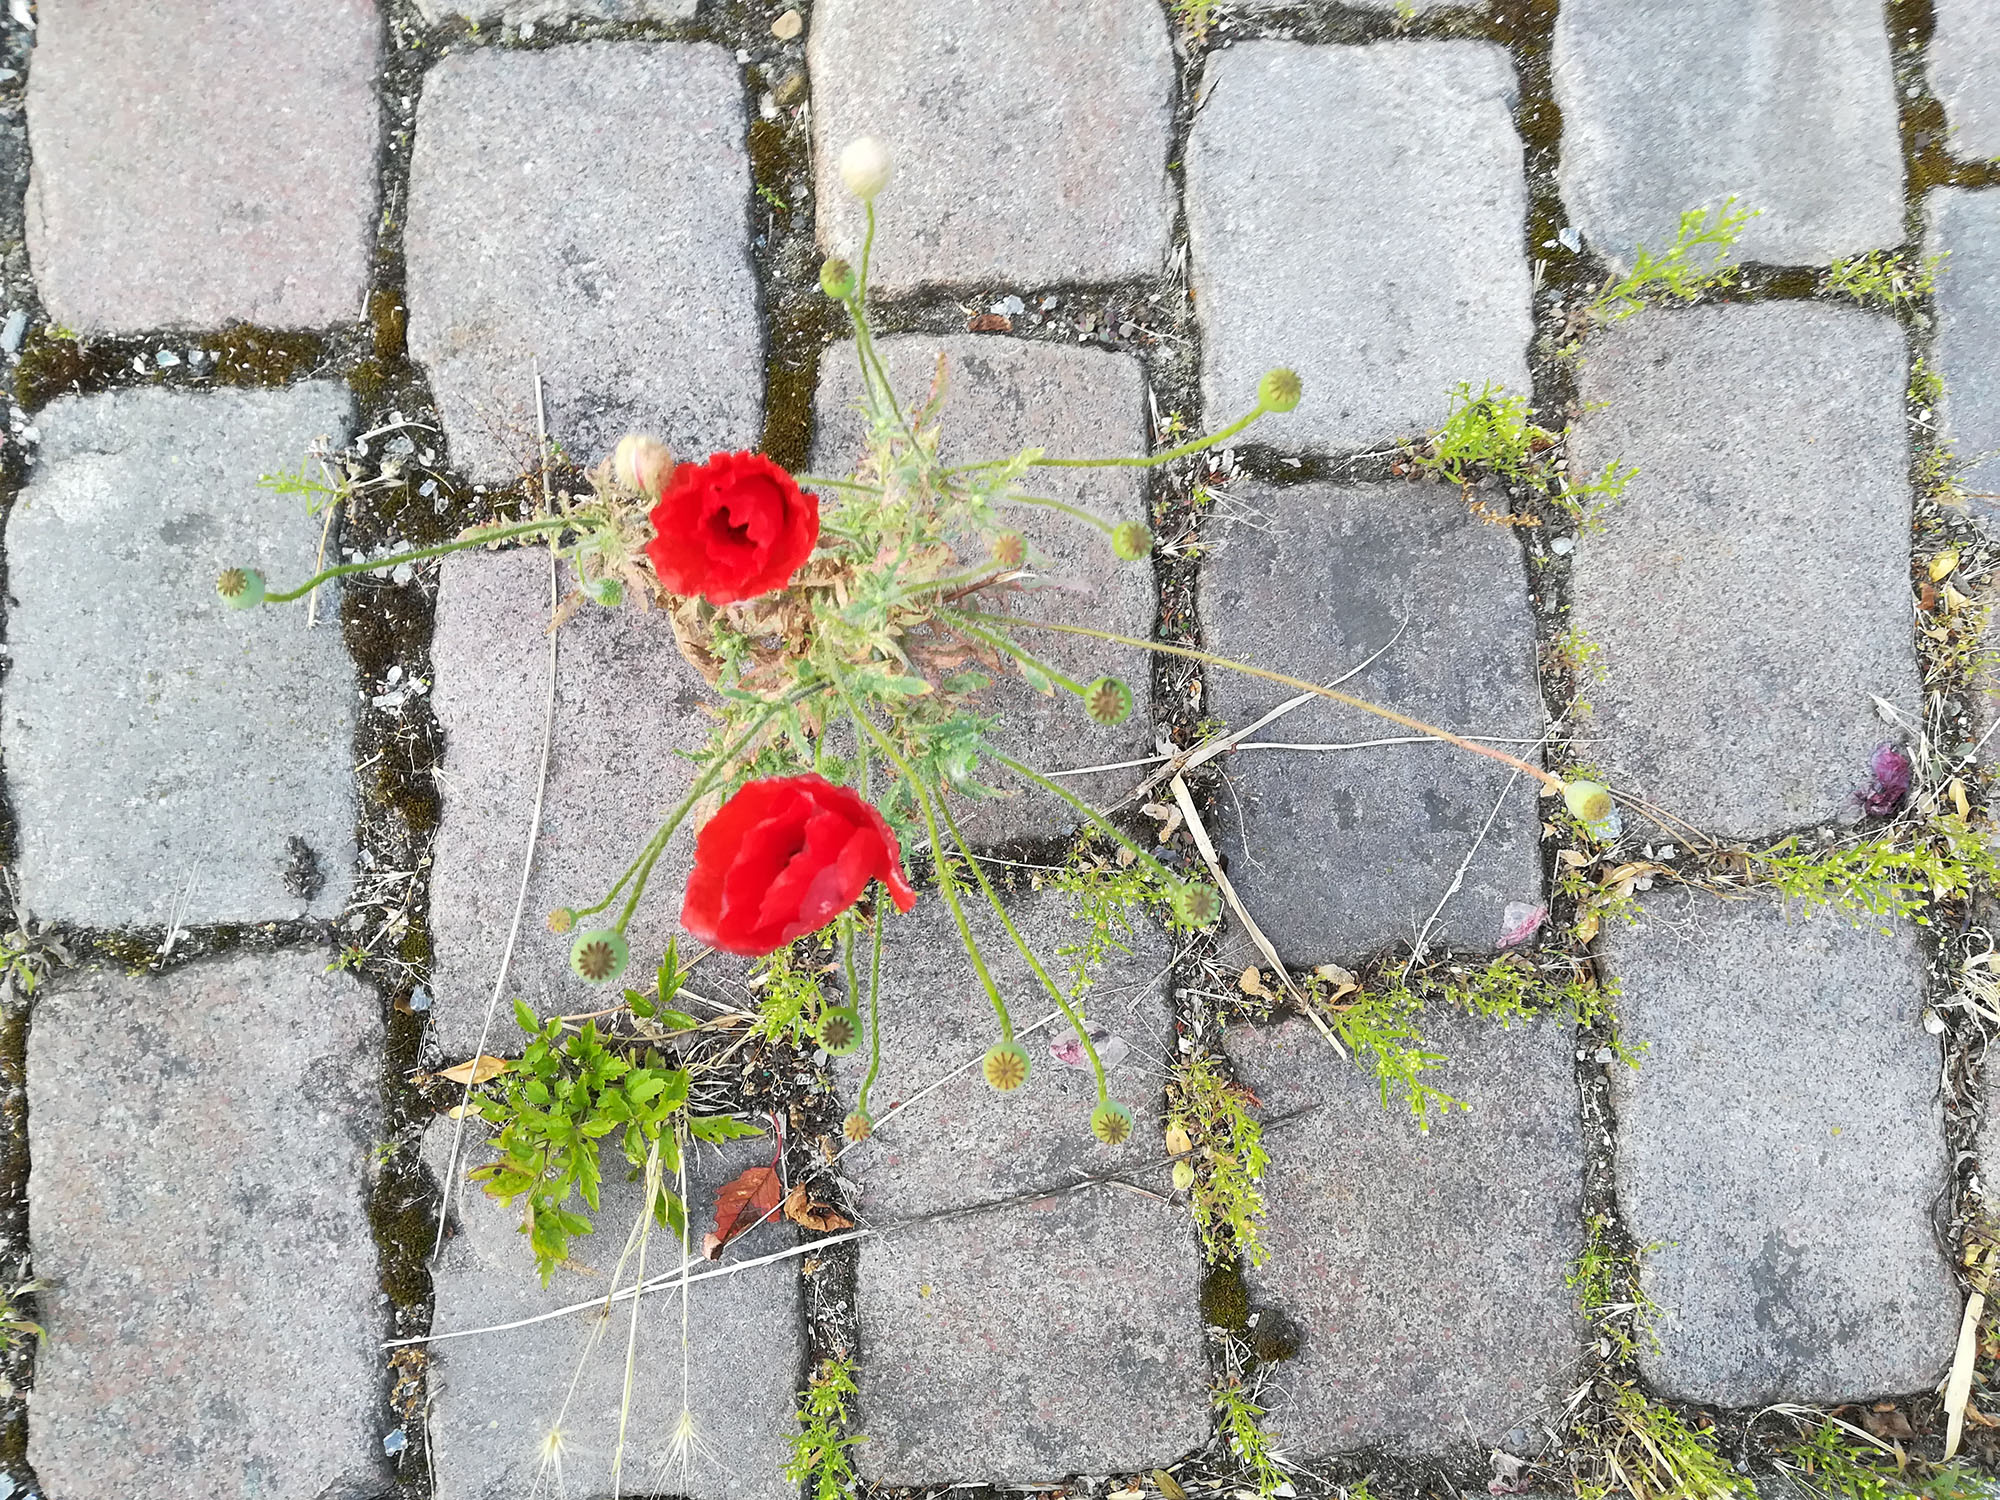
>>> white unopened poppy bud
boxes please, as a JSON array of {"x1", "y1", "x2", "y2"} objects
[
  {"x1": 838, "y1": 136, "x2": 892, "y2": 201},
  {"x1": 609, "y1": 434, "x2": 674, "y2": 497}
]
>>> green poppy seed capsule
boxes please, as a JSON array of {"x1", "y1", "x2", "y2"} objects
[
  {"x1": 569, "y1": 928, "x2": 629, "y2": 985},
  {"x1": 547, "y1": 907, "x2": 577, "y2": 935},
  {"x1": 817, "y1": 1005, "x2": 862, "y2": 1056},
  {"x1": 1562, "y1": 780, "x2": 1613, "y2": 826},
  {"x1": 586, "y1": 576, "x2": 623, "y2": 607},
  {"x1": 1090, "y1": 1099, "x2": 1135, "y2": 1147},
  {"x1": 843, "y1": 1109, "x2": 874, "y2": 1144},
  {"x1": 1111, "y1": 521, "x2": 1152, "y2": 562},
  {"x1": 991, "y1": 530, "x2": 1027, "y2": 569},
  {"x1": 216, "y1": 567, "x2": 265, "y2": 610},
  {"x1": 1085, "y1": 676, "x2": 1134, "y2": 728},
  {"x1": 1258, "y1": 368, "x2": 1303, "y2": 413},
  {"x1": 1173, "y1": 881, "x2": 1223, "y2": 930},
  {"x1": 1171, "y1": 1158, "x2": 1196, "y2": 1192},
  {"x1": 982, "y1": 1040, "x2": 1030, "y2": 1093},
  {"x1": 819, "y1": 257, "x2": 856, "y2": 300}
]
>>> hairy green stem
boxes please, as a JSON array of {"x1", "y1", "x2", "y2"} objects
[
  {"x1": 261, "y1": 516, "x2": 570, "y2": 602},
  {"x1": 993, "y1": 751, "x2": 1184, "y2": 892},
  {"x1": 939, "y1": 793, "x2": 1108, "y2": 1104},
  {"x1": 947, "y1": 615, "x2": 1089, "y2": 698},
  {"x1": 854, "y1": 912, "x2": 886, "y2": 1118},
  {"x1": 833, "y1": 674, "x2": 1016, "y2": 1043},
  {"x1": 995, "y1": 492, "x2": 1119, "y2": 535},
  {"x1": 945, "y1": 400, "x2": 1272, "y2": 479},
  {"x1": 973, "y1": 613, "x2": 1567, "y2": 793}
]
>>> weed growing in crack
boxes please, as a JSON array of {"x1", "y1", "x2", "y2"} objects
[
  {"x1": 1754, "y1": 814, "x2": 2000, "y2": 932},
  {"x1": 1167, "y1": 1053, "x2": 1270, "y2": 1267},
  {"x1": 1770, "y1": 1413, "x2": 1984, "y2": 1500},
  {"x1": 1049, "y1": 842, "x2": 1185, "y2": 1001},
  {"x1": 1212, "y1": 1377, "x2": 1291, "y2": 1500},
  {"x1": 1587, "y1": 200, "x2": 1758, "y2": 324},
  {"x1": 1412, "y1": 381, "x2": 1636, "y2": 533},
  {"x1": 787, "y1": 1356, "x2": 864, "y2": 1500},
  {"x1": 1825, "y1": 250, "x2": 1947, "y2": 309}
]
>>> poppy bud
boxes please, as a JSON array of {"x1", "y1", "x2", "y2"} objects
[
  {"x1": 843, "y1": 1109, "x2": 873, "y2": 1143},
  {"x1": 838, "y1": 136, "x2": 892, "y2": 201},
  {"x1": 817, "y1": 1005, "x2": 862, "y2": 1056},
  {"x1": 586, "y1": 576, "x2": 623, "y2": 607},
  {"x1": 991, "y1": 530, "x2": 1027, "y2": 569},
  {"x1": 1173, "y1": 881, "x2": 1222, "y2": 929},
  {"x1": 547, "y1": 907, "x2": 577, "y2": 935},
  {"x1": 1090, "y1": 1100, "x2": 1135, "y2": 1147},
  {"x1": 1171, "y1": 1158, "x2": 1196, "y2": 1192},
  {"x1": 819, "y1": 257, "x2": 856, "y2": 300},
  {"x1": 982, "y1": 1040, "x2": 1030, "y2": 1093},
  {"x1": 216, "y1": 567, "x2": 265, "y2": 610},
  {"x1": 610, "y1": 434, "x2": 676, "y2": 498},
  {"x1": 1258, "y1": 368, "x2": 1302, "y2": 413},
  {"x1": 1085, "y1": 676, "x2": 1134, "y2": 727},
  {"x1": 569, "y1": 928, "x2": 629, "y2": 985},
  {"x1": 1562, "y1": 779, "x2": 1622, "y2": 840},
  {"x1": 1111, "y1": 521, "x2": 1152, "y2": 561}
]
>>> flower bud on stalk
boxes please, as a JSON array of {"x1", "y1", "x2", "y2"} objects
[
  {"x1": 838, "y1": 136, "x2": 892, "y2": 201},
  {"x1": 216, "y1": 567, "x2": 265, "y2": 610},
  {"x1": 1258, "y1": 368, "x2": 1302, "y2": 413},
  {"x1": 819, "y1": 257, "x2": 856, "y2": 300},
  {"x1": 609, "y1": 434, "x2": 675, "y2": 498}
]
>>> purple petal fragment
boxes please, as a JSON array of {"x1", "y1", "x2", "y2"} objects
[
  {"x1": 1498, "y1": 902, "x2": 1547, "y2": 949},
  {"x1": 1859, "y1": 741, "x2": 1912, "y2": 817}
]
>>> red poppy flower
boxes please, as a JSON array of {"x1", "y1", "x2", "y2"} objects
[
  {"x1": 644, "y1": 451, "x2": 819, "y2": 606},
  {"x1": 682, "y1": 774, "x2": 918, "y2": 956}
]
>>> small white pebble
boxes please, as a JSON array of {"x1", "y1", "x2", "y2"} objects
[
  {"x1": 1923, "y1": 1009, "x2": 1946, "y2": 1035},
  {"x1": 1550, "y1": 535, "x2": 1575, "y2": 555}
]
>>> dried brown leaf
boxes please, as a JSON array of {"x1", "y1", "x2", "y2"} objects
[
  {"x1": 439, "y1": 1054, "x2": 509, "y2": 1086},
  {"x1": 782, "y1": 1183, "x2": 855, "y2": 1233},
  {"x1": 703, "y1": 1163, "x2": 783, "y2": 1260}
]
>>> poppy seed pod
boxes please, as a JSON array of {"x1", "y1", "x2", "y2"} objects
[
  {"x1": 843, "y1": 1109, "x2": 873, "y2": 1144},
  {"x1": 1111, "y1": 521, "x2": 1152, "y2": 561},
  {"x1": 1173, "y1": 881, "x2": 1223, "y2": 930},
  {"x1": 838, "y1": 136, "x2": 892, "y2": 200},
  {"x1": 1258, "y1": 368, "x2": 1303, "y2": 413},
  {"x1": 1085, "y1": 677, "x2": 1133, "y2": 727},
  {"x1": 1562, "y1": 780, "x2": 1614, "y2": 826},
  {"x1": 216, "y1": 567, "x2": 265, "y2": 610},
  {"x1": 610, "y1": 434, "x2": 675, "y2": 498},
  {"x1": 1090, "y1": 1100, "x2": 1135, "y2": 1147},
  {"x1": 547, "y1": 907, "x2": 577, "y2": 935},
  {"x1": 991, "y1": 530, "x2": 1027, "y2": 569},
  {"x1": 817, "y1": 1005, "x2": 862, "y2": 1056},
  {"x1": 569, "y1": 928, "x2": 630, "y2": 985},
  {"x1": 983, "y1": 1040, "x2": 1030, "y2": 1093},
  {"x1": 819, "y1": 257, "x2": 856, "y2": 300}
]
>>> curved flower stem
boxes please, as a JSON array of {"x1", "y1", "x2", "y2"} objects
[
  {"x1": 946, "y1": 615, "x2": 1089, "y2": 698},
  {"x1": 938, "y1": 793, "x2": 1109, "y2": 1106},
  {"x1": 262, "y1": 516, "x2": 572, "y2": 602},
  {"x1": 993, "y1": 751, "x2": 1184, "y2": 893},
  {"x1": 972, "y1": 613, "x2": 1568, "y2": 795},
  {"x1": 833, "y1": 674, "x2": 1016, "y2": 1044},
  {"x1": 793, "y1": 473, "x2": 880, "y2": 492},
  {"x1": 993, "y1": 492, "x2": 1120, "y2": 536},
  {"x1": 854, "y1": 911, "x2": 886, "y2": 1118},
  {"x1": 943, "y1": 400, "x2": 1272, "y2": 480},
  {"x1": 570, "y1": 687, "x2": 824, "y2": 928}
]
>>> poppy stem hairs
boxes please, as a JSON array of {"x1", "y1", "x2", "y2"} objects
[{"x1": 217, "y1": 137, "x2": 1608, "y2": 1204}]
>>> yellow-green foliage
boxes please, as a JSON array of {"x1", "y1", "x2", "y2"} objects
[
  {"x1": 786, "y1": 1358, "x2": 863, "y2": 1500},
  {"x1": 1168, "y1": 1054, "x2": 1270, "y2": 1266},
  {"x1": 1416, "y1": 383, "x2": 1635, "y2": 531},
  {"x1": 1776, "y1": 1418, "x2": 1984, "y2": 1500},
  {"x1": 1756, "y1": 814, "x2": 2000, "y2": 932},
  {"x1": 1826, "y1": 250, "x2": 1945, "y2": 308},
  {"x1": 1591, "y1": 200, "x2": 1757, "y2": 322},
  {"x1": 1213, "y1": 1381, "x2": 1289, "y2": 1500},
  {"x1": 1576, "y1": 1384, "x2": 1748, "y2": 1500},
  {"x1": 752, "y1": 940, "x2": 834, "y2": 1044}
]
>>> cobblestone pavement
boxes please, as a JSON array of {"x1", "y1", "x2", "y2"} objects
[{"x1": 1, "y1": 1, "x2": 1997, "y2": 1498}]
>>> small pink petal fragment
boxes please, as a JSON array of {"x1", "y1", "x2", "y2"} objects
[
  {"x1": 1859, "y1": 741, "x2": 1912, "y2": 817},
  {"x1": 1498, "y1": 902, "x2": 1547, "y2": 949},
  {"x1": 1050, "y1": 1028, "x2": 1128, "y2": 1071}
]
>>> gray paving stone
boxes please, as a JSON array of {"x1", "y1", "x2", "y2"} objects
[
  {"x1": 1224, "y1": 1009, "x2": 1583, "y2": 1455},
  {"x1": 1568, "y1": 304, "x2": 1914, "y2": 839},
  {"x1": 1930, "y1": 0, "x2": 2000, "y2": 162},
  {"x1": 808, "y1": 0, "x2": 1175, "y2": 291},
  {"x1": 856, "y1": 1186, "x2": 1209, "y2": 1485},
  {"x1": 428, "y1": 548, "x2": 726, "y2": 1057},
  {"x1": 813, "y1": 336, "x2": 1155, "y2": 847},
  {"x1": 835, "y1": 885, "x2": 1175, "y2": 1220},
  {"x1": 426, "y1": 1125, "x2": 801, "y2": 1500},
  {"x1": 1553, "y1": 0, "x2": 1904, "y2": 269},
  {"x1": 1198, "y1": 480, "x2": 1544, "y2": 969},
  {"x1": 25, "y1": 0, "x2": 378, "y2": 334},
  {"x1": 1930, "y1": 188, "x2": 2000, "y2": 508},
  {"x1": 1185, "y1": 41, "x2": 1532, "y2": 452},
  {"x1": 1601, "y1": 891, "x2": 1958, "y2": 1405},
  {"x1": 4, "y1": 385, "x2": 357, "y2": 927},
  {"x1": 416, "y1": 0, "x2": 694, "y2": 22},
  {"x1": 27, "y1": 952, "x2": 384, "y2": 1498},
  {"x1": 406, "y1": 42, "x2": 761, "y2": 485}
]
